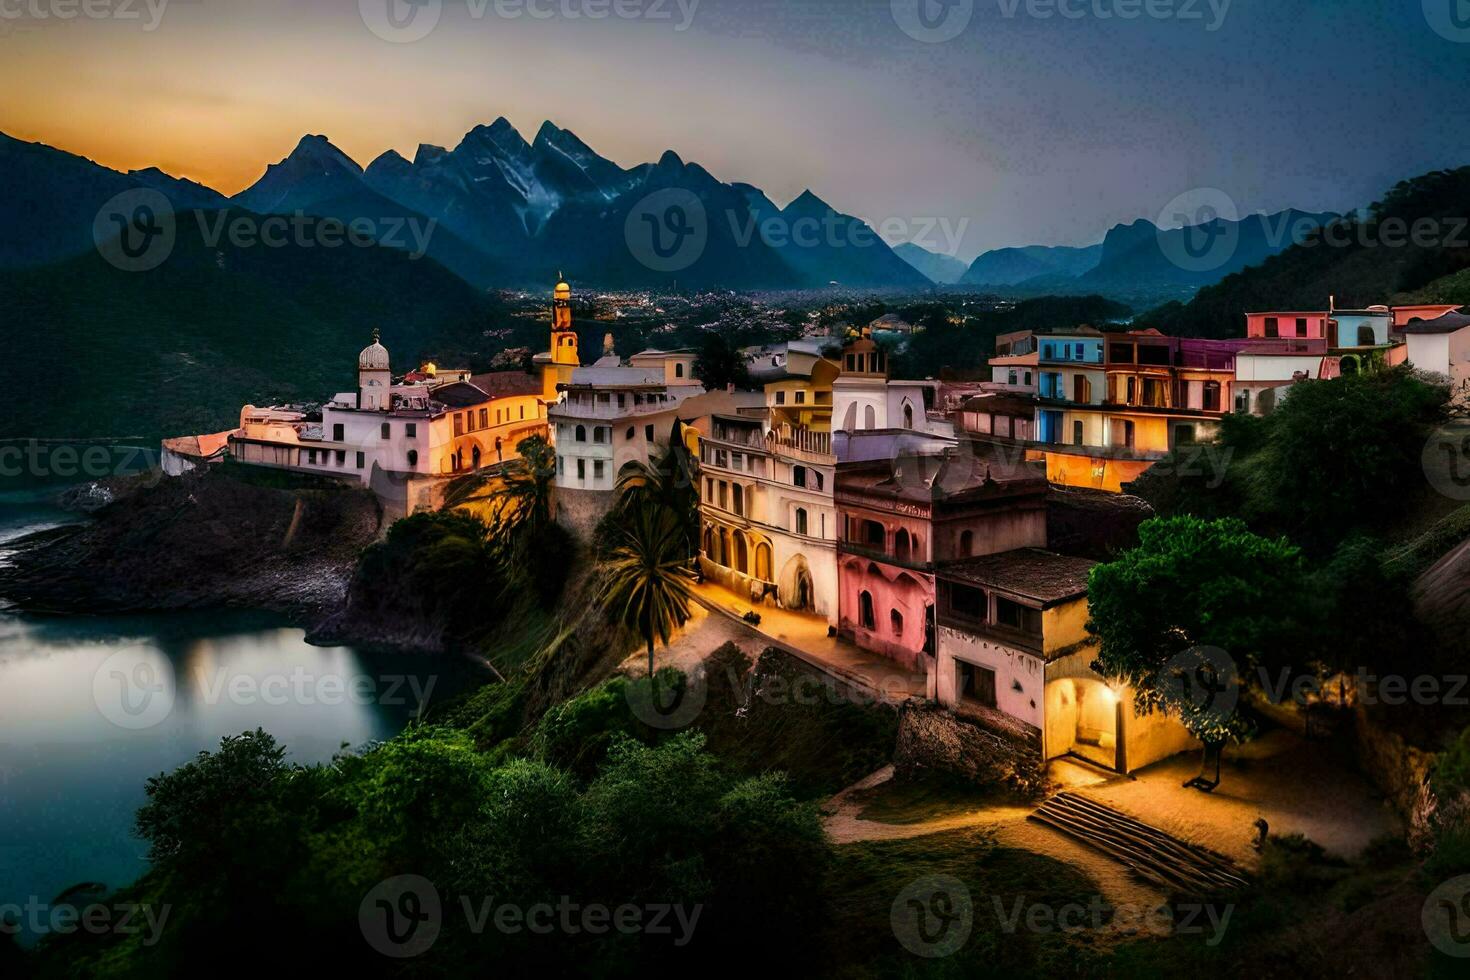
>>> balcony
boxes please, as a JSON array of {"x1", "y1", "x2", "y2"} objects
[{"x1": 770, "y1": 429, "x2": 834, "y2": 463}]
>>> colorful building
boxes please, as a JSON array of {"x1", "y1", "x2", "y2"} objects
[
  {"x1": 835, "y1": 446, "x2": 1049, "y2": 677},
  {"x1": 935, "y1": 549, "x2": 1196, "y2": 774}
]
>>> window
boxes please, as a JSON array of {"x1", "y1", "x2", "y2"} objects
[
  {"x1": 793, "y1": 465, "x2": 807, "y2": 488},
  {"x1": 890, "y1": 609, "x2": 904, "y2": 637},
  {"x1": 859, "y1": 591, "x2": 876, "y2": 630},
  {"x1": 645, "y1": 425, "x2": 654, "y2": 442},
  {"x1": 895, "y1": 529, "x2": 912, "y2": 562},
  {"x1": 718, "y1": 482, "x2": 728, "y2": 510},
  {"x1": 558, "y1": 456, "x2": 565, "y2": 475},
  {"x1": 380, "y1": 422, "x2": 390, "y2": 439},
  {"x1": 1008, "y1": 370, "x2": 1018, "y2": 385},
  {"x1": 948, "y1": 582, "x2": 986, "y2": 620},
  {"x1": 957, "y1": 661, "x2": 997, "y2": 709},
  {"x1": 454, "y1": 414, "x2": 464, "y2": 437},
  {"x1": 1175, "y1": 424, "x2": 1197, "y2": 445},
  {"x1": 594, "y1": 460, "x2": 605, "y2": 480},
  {"x1": 1024, "y1": 371, "x2": 1032, "y2": 386},
  {"x1": 795, "y1": 508, "x2": 808, "y2": 535},
  {"x1": 617, "y1": 393, "x2": 626, "y2": 408},
  {"x1": 814, "y1": 471, "x2": 824, "y2": 491},
  {"x1": 480, "y1": 409, "x2": 489, "y2": 429},
  {"x1": 862, "y1": 520, "x2": 885, "y2": 547},
  {"x1": 594, "y1": 427, "x2": 609, "y2": 444},
  {"x1": 903, "y1": 402, "x2": 914, "y2": 429},
  {"x1": 1203, "y1": 381, "x2": 1222, "y2": 412},
  {"x1": 1295, "y1": 317, "x2": 1308, "y2": 337},
  {"x1": 335, "y1": 450, "x2": 346, "y2": 465},
  {"x1": 996, "y1": 597, "x2": 1040, "y2": 633},
  {"x1": 795, "y1": 391, "x2": 806, "y2": 405},
  {"x1": 864, "y1": 405, "x2": 876, "y2": 429},
  {"x1": 732, "y1": 485, "x2": 744, "y2": 515},
  {"x1": 406, "y1": 423, "x2": 417, "y2": 438},
  {"x1": 575, "y1": 425, "x2": 587, "y2": 442},
  {"x1": 1073, "y1": 420, "x2": 1084, "y2": 446},
  {"x1": 1264, "y1": 317, "x2": 1279, "y2": 338},
  {"x1": 627, "y1": 427, "x2": 635, "y2": 440},
  {"x1": 1358, "y1": 325, "x2": 1376, "y2": 346},
  {"x1": 577, "y1": 459, "x2": 586, "y2": 481},
  {"x1": 676, "y1": 362, "x2": 685, "y2": 378},
  {"x1": 356, "y1": 452, "x2": 365, "y2": 469},
  {"x1": 520, "y1": 406, "x2": 526, "y2": 420},
  {"x1": 307, "y1": 450, "x2": 317, "y2": 464},
  {"x1": 776, "y1": 391, "x2": 786, "y2": 405},
  {"x1": 407, "y1": 450, "x2": 418, "y2": 467},
  {"x1": 333, "y1": 424, "x2": 344, "y2": 442},
  {"x1": 959, "y1": 529, "x2": 975, "y2": 557}
]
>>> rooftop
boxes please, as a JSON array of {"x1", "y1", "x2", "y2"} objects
[
  {"x1": 1402, "y1": 311, "x2": 1470, "y2": 335},
  {"x1": 939, "y1": 548, "x2": 1096, "y2": 607}
]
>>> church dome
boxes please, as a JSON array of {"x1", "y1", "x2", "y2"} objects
[{"x1": 359, "y1": 330, "x2": 390, "y2": 370}]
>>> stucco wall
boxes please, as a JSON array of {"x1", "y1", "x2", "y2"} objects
[{"x1": 935, "y1": 625, "x2": 1045, "y2": 729}]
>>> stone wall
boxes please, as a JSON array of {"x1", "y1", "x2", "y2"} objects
[{"x1": 894, "y1": 700, "x2": 1045, "y2": 798}]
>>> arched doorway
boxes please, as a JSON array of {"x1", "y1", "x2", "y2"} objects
[
  {"x1": 734, "y1": 533, "x2": 749, "y2": 575},
  {"x1": 779, "y1": 553, "x2": 815, "y2": 612},
  {"x1": 472, "y1": 445, "x2": 482, "y2": 470},
  {"x1": 755, "y1": 541, "x2": 773, "y2": 582},
  {"x1": 1044, "y1": 678, "x2": 1119, "y2": 771}
]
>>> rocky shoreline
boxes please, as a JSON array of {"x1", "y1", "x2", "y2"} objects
[{"x1": 0, "y1": 469, "x2": 384, "y2": 625}]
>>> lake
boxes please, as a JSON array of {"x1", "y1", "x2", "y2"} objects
[{"x1": 0, "y1": 490, "x2": 483, "y2": 941}]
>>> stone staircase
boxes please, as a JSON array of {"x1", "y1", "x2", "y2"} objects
[{"x1": 1029, "y1": 792, "x2": 1250, "y2": 896}]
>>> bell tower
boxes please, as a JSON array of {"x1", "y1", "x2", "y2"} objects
[{"x1": 552, "y1": 277, "x2": 578, "y2": 367}]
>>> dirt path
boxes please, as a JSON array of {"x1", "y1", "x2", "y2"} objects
[{"x1": 823, "y1": 766, "x2": 1168, "y2": 920}]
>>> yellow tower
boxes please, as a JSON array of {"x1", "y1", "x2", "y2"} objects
[
  {"x1": 539, "y1": 277, "x2": 580, "y2": 401},
  {"x1": 552, "y1": 278, "x2": 578, "y2": 366}
]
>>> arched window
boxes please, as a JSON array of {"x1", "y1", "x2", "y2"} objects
[
  {"x1": 902, "y1": 400, "x2": 914, "y2": 429},
  {"x1": 756, "y1": 542, "x2": 772, "y2": 581},
  {"x1": 859, "y1": 591, "x2": 876, "y2": 630},
  {"x1": 718, "y1": 529, "x2": 731, "y2": 567},
  {"x1": 814, "y1": 471, "x2": 824, "y2": 491},
  {"x1": 959, "y1": 530, "x2": 974, "y2": 557},
  {"x1": 862, "y1": 520, "x2": 885, "y2": 547},
  {"x1": 1358, "y1": 325, "x2": 1376, "y2": 347},
  {"x1": 575, "y1": 425, "x2": 587, "y2": 442},
  {"x1": 735, "y1": 533, "x2": 749, "y2": 574},
  {"x1": 406, "y1": 450, "x2": 418, "y2": 467},
  {"x1": 676, "y1": 362, "x2": 685, "y2": 378},
  {"x1": 890, "y1": 609, "x2": 904, "y2": 638},
  {"x1": 864, "y1": 405, "x2": 877, "y2": 429},
  {"x1": 795, "y1": 508, "x2": 808, "y2": 536},
  {"x1": 894, "y1": 529, "x2": 911, "y2": 562}
]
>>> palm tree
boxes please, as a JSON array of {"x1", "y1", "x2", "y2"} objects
[
  {"x1": 496, "y1": 434, "x2": 557, "y2": 538},
  {"x1": 598, "y1": 502, "x2": 697, "y2": 677},
  {"x1": 614, "y1": 436, "x2": 700, "y2": 560}
]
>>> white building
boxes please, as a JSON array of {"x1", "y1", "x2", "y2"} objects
[{"x1": 1404, "y1": 310, "x2": 1470, "y2": 405}]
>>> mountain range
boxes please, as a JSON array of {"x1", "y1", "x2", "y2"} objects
[{"x1": 0, "y1": 123, "x2": 929, "y2": 290}]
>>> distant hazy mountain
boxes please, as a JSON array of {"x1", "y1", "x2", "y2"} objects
[
  {"x1": 1080, "y1": 209, "x2": 1335, "y2": 288},
  {"x1": 894, "y1": 243, "x2": 968, "y2": 284},
  {"x1": 961, "y1": 244, "x2": 1103, "y2": 287},
  {"x1": 0, "y1": 132, "x2": 229, "y2": 269}
]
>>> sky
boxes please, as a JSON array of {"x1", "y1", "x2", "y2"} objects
[{"x1": 2, "y1": 0, "x2": 1468, "y2": 261}]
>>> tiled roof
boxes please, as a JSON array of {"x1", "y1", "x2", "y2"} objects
[
  {"x1": 1403, "y1": 311, "x2": 1470, "y2": 335},
  {"x1": 939, "y1": 548, "x2": 1096, "y2": 605},
  {"x1": 468, "y1": 371, "x2": 544, "y2": 398}
]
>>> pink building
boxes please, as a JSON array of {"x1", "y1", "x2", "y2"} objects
[
  {"x1": 1246, "y1": 312, "x2": 1328, "y2": 340},
  {"x1": 835, "y1": 445, "x2": 1048, "y2": 677}
]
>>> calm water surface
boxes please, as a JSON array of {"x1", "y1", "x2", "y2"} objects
[{"x1": 0, "y1": 491, "x2": 482, "y2": 936}]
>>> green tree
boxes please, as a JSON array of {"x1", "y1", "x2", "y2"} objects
[
  {"x1": 692, "y1": 332, "x2": 751, "y2": 391},
  {"x1": 614, "y1": 439, "x2": 701, "y2": 560},
  {"x1": 1086, "y1": 516, "x2": 1308, "y2": 744},
  {"x1": 497, "y1": 434, "x2": 557, "y2": 538},
  {"x1": 598, "y1": 503, "x2": 697, "y2": 677}
]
